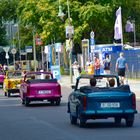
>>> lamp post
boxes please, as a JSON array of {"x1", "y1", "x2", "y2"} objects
[
  {"x1": 33, "y1": 26, "x2": 37, "y2": 71},
  {"x1": 67, "y1": 0, "x2": 73, "y2": 84},
  {"x1": 58, "y1": 0, "x2": 73, "y2": 84},
  {"x1": 132, "y1": 19, "x2": 136, "y2": 47},
  {"x1": 17, "y1": 23, "x2": 21, "y2": 61},
  {"x1": 14, "y1": 22, "x2": 21, "y2": 61}
]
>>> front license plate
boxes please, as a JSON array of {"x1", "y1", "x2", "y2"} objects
[
  {"x1": 101, "y1": 102, "x2": 120, "y2": 108},
  {"x1": 38, "y1": 90, "x2": 51, "y2": 94}
]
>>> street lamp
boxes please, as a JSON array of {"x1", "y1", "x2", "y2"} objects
[
  {"x1": 58, "y1": 0, "x2": 73, "y2": 84},
  {"x1": 14, "y1": 22, "x2": 21, "y2": 61},
  {"x1": 33, "y1": 26, "x2": 37, "y2": 71}
]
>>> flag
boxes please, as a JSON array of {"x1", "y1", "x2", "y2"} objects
[
  {"x1": 114, "y1": 7, "x2": 123, "y2": 40},
  {"x1": 125, "y1": 20, "x2": 134, "y2": 32}
]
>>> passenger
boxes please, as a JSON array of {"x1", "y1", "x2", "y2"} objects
[
  {"x1": 45, "y1": 75, "x2": 50, "y2": 79},
  {"x1": 109, "y1": 78, "x2": 115, "y2": 87},
  {"x1": 90, "y1": 78, "x2": 97, "y2": 87},
  {"x1": 31, "y1": 75, "x2": 35, "y2": 79}
]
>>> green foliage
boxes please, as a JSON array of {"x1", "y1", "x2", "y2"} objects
[
  {"x1": 0, "y1": 0, "x2": 140, "y2": 51},
  {"x1": 80, "y1": 68, "x2": 87, "y2": 75},
  {"x1": 60, "y1": 66, "x2": 69, "y2": 75}
]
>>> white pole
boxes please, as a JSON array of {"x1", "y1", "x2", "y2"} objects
[
  {"x1": 33, "y1": 27, "x2": 37, "y2": 71},
  {"x1": 120, "y1": 7, "x2": 123, "y2": 45},
  {"x1": 133, "y1": 20, "x2": 136, "y2": 47}
]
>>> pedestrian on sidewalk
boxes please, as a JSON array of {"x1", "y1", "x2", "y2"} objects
[
  {"x1": 72, "y1": 60, "x2": 80, "y2": 82},
  {"x1": 94, "y1": 56, "x2": 101, "y2": 75},
  {"x1": 115, "y1": 52, "x2": 128, "y2": 85},
  {"x1": 103, "y1": 54, "x2": 111, "y2": 74}
]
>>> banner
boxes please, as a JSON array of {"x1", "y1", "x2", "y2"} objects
[
  {"x1": 125, "y1": 20, "x2": 134, "y2": 32},
  {"x1": 55, "y1": 43, "x2": 62, "y2": 52},
  {"x1": 114, "y1": 7, "x2": 123, "y2": 40}
]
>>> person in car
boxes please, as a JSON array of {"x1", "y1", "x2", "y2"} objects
[
  {"x1": 90, "y1": 78, "x2": 97, "y2": 87},
  {"x1": 109, "y1": 78, "x2": 115, "y2": 87}
]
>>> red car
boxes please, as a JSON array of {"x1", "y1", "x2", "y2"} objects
[{"x1": 20, "y1": 71, "x2": 62, "y2": 106}]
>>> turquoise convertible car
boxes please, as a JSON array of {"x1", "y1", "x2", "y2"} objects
[{"x1": 67, "y1": 74, "x2": 137, "y2": 127}]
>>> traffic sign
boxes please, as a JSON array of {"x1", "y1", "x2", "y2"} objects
[
  {"x1": 11, "y1": 48, "x2": 17, "y2": 54},
  {"x1": 66, "y1": 25, "x2": 74, "y2": 39},
  {"x1": 51, "y1": 65, "x2": 61, "y2": 80},
  {"x1": 90, "y1": 31, "x2": 95, "y2": 39},
  {"x1": 55, "y1": 43, "x2": 62, "y2": 52},
  {"x1": 82, "y1": 39, "x2": 89, "y2": 48},
  {"x1": 5, "y1": 53, "x2": 9, "y2": 59},
  {"x1": 26, "y1": 46, "x2": 32, "y2": 53},
  {"x1": 3, "y1": 46, "x2": 10, "y2": 53}
]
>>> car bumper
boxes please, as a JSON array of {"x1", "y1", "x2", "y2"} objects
[
  {"x1": 25, "y1": 95, "x2": 62, "y2": 101},
  {"x1": 80, "y1": 109, "x2": 137, "y2": 118},
  {"x1": 8, "y1": 89, "x2": 20, "y2": 93}
]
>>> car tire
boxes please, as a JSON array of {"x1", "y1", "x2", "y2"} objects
[
  {"x1": 22, "y1": 99, "x2": 25, "y2": 105},
  {"x1": 25, "y1": 98, "x2": 30, "y2": 106},
  {"x1": 78, "y1": 118, "x2": 86, "y2": 127},
  {"x1": 125, "y1": 115, "x2": 134, "y2": 127},
  {"x1": 8, "y1": 91, "x2": 10, "y2": 97},
  {"x1": 50, "y1": 100, "x2": 54, "y2": 105},
  {"x1": 4, "y1": 92, "x2": 7, "y2": 96},
  {"x1": 55, "y1": 99, "x2": 61, "y2": 106},
  {"x1": 70, "y1": 114, "x2": 77, "y2": 125},
  {"x1": 114, "y1": 117, "x2": 121, "y2": 124}
]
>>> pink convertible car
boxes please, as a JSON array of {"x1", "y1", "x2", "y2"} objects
[
  {"x1": 20, "y1": 71, "x2": 62, "y2": 106},
  {"x1": 0, "y1": 72, "x2": 5, "y2": 87}
]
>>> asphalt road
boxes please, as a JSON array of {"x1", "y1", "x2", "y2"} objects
[{"x1": 0, "y1": 86, "x2": 140, "y2": 140}]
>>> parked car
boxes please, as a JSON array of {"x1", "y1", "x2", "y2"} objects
[
  {"x1": 3, "y1": 71, "x2": 23, "y2": 97},
  {"x1": 20, "y1": 71, "x2": 62, "y2": 106},
  {"x1": 67, "y1": 74, "x2": 137, "y2": 127},
  {"x1": 0, "y1": 71, "x2": 5, "y2": 87}
]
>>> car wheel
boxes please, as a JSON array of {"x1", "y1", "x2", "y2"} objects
[
  {"x1": 25, "y1": 98, "x2": 30, "y2": 106},
  {"x1": 8, "y1": 91, "x2": 10, "y2": 97},
  {"x1": 125, "y1": 115, "x2": 134, "y2": 127},
  {"x1": 55, "y1": 99, "x2": 61, "y2": 106},
  {"x1": 114, "y1": 117, "x2": 121, "y2": 124},
  {"x1": 70, "y1": 113, "x2": 77, "y2": 125},
  {"x1": 50, "y1": 100, "x2": 54, "y2": 105},
  {"x1": 22, "y1": 99, "x2": 25, "y2": 105},
  {"x1": 4, "y1": 92, "x2": 7, "y2": 96},
  {"x1": 78, "y1": 118, "x2": 86, "y2": 127}
]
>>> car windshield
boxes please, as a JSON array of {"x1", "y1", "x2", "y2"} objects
[
  {"x1": 77, "y1": 76, "x2": 118, "y2": 89},
  {"x1": 0, "y1": 72, "x2": 4, "y2": 75},
  {"x1": 27, "y1": 73, "x2": 52, "y2": 80},
  {"x1": 8, "y1": 71, "x2": 22, "y2": 78}
]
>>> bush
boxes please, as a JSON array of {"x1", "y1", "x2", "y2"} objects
[{"x1": 60, "y1": 66, "x2": 70, "y2": 75}]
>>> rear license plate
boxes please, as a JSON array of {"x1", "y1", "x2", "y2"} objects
[
  {"x1": 38, "y1": 90, "x2": 51, "y2": 94},
  {"x1": 100, "y1": 102, "x2": 120, "y2": 108}
]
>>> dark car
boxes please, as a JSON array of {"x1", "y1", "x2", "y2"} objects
[
  {"x1": 67, "y1": 74, "x2": 137, "y2": 127},
  {"x1": 20, "y1": 71, "x2": 62, "y2": 106}
]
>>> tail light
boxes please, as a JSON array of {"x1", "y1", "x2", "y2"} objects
[
  {"x1": 132, "y1": 94, "x2": 136, "y2": 109},
  {"x1": 27, "y1": 85, "x2": 30, "y2": 95},
  {"x1": 58, "y1": 84, "x2": 61, "y2": 95},
  {"x1": 83, "y1": 96, "x2": 87, "y2": 111},
  {"x1": 8, "y1": 82, "x2": 11, "y2": 88}
]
